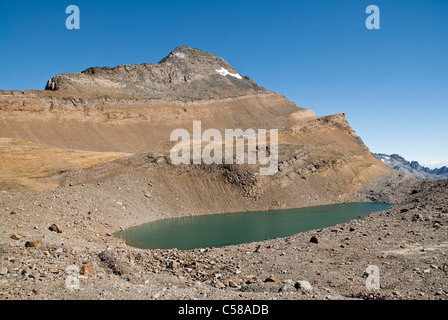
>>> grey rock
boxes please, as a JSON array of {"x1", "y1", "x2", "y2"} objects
[
  {"x1": 98, "y1": 249, "x2": 131, "y2": 275},
  {"x1": 278, "y1": 284, "x2": 295, "y2": 292},
  {"x1": 294, "y1": 280, "x2": 313, "y2": 291}
]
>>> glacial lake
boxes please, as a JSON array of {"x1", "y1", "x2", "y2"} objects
[{"x1": 118, "y1": 202, "x2": 392, "y2": 250}]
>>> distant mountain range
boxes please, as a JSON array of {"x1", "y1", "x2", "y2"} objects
[{"x1": 374, "y1": 153, "x2": 448, "y2": 180}]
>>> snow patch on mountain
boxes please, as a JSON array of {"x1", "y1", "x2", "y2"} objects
[{"x1": 215, "y1": 67, "x2": 242, "y2": 79}]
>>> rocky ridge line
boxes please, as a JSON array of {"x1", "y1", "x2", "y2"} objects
[{"x1": 45, "y1": 46, "x2": 264, "y2": 101}]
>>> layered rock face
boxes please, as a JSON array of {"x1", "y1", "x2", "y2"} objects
[
  {"x1": 0, "y1": 46, "x2": 390, "y2": 207},
  {"x1": 45, "y1": 46, "x2": 263, "y2": 100}
]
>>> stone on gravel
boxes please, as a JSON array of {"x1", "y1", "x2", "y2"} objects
[
  {"x1": 80, "y1": 265, "x2": 95, "y2": 275},
  {"x1": 310, "y1": 236, "x2": 319, "y2": 244},
  {"x1": 278, "y1": 284, "x2": 295, "y2": 292},
  {"x1": 48, "y1": 224, "x2": 62, "y2": 233},
  {"x1": 25, "y1": 240, "x2": 42, "y2": 248},
  {"x1": 98, "y1": 249, "x2": 130, "y2": 275},
  {"x1": 214, "y1": 280, "x2": 225, "y2": 289},
  {"x1": 228, "y1": 280, "x2": 238, "y2": 288},
  {"x1": 295, "y1": 280, "x2": 312, "y2": 291},
  {"x1": 10, "y1": 234, "x2": 21, "y2": 240},
  {"x1": 168, "y1": 260, "x2": 179, "y2": 269},
  {"x1": 264, "y1": 275, "x2": 281, "y2": 282}
]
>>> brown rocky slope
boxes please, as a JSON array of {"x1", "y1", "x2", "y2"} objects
[
  {"x1": 0, "y1": 46, "x2": 390, "y2": 195},
  {"x1": 3, "y1": 46, "x2": 444, "y2": 300}
]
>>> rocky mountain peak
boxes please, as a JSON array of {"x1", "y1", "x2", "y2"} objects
[
  {"x1": 45, "y1": 46, "x2": 264, "y2": 100},
  {"x1": 374, "y1": 153, "x2": 448, "y2": 180},
  {"x1": 160, "y1": 45, "x2": 224, "y2": 63}
]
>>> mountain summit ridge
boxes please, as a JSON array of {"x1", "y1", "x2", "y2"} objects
[
  {"x1": 45, "y1": 46, "x2": 264, "y2": 100},
  {"x1": 374, "y1": 153, "x2": 448, "y2": 180}
]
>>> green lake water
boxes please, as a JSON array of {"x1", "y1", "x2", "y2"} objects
[{"x1": 118, "y1": 202, "x2": 392, "y2": 250}]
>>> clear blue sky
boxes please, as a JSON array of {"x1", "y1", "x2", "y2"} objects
[{"x1": 1, "y1": 0, "x2": 447, "y2": 165}]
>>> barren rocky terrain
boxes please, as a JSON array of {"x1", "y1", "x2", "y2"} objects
[
  {"x1": 1, "y1": 172, "x2": 447, "y2": 300},
  {"x1": 1, "y1": 46, "x2": 446, "y2": 300}
]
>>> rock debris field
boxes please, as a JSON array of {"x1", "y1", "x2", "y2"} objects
[{"x1": 1, "y1": 178, "x2": 447, "y2": 300}]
